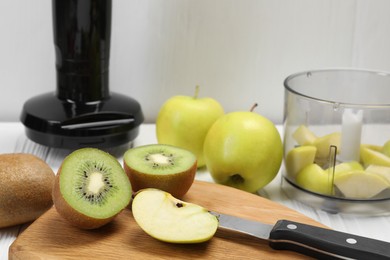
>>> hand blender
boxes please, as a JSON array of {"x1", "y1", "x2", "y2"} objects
[{"x1": 20, "y1": 0, "x2": 143, "y2": 149}]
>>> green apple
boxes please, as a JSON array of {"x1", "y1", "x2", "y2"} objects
[
  {"x1": 203, "y1": 107, "x2": 283, "y2": 193},
  {"x1": 360, "y1": 145, "x2": 390, "y2": 167},
  {"x1": 334, "y1": 170, "x2": 390, "y2": 199},
  {"x1": 156, "y1": 86, "x2": 224, "y2": 168},
  {"x1": 382, "y1": 140, "x2": 390, "y2": 157},
  {"x1": 296, "y1": 164, "x2": 333, "y2": 195},
  {"x1": 131, "y1": 189, "x2": 218, "y2": 243},
  {"x1": 365, "y1": 165, "x2": 390, "y2": 183},
  {"x1": 285, "y1": 146, "x2": 317, "y2": 179},
  {"x1": 292, "y1": 125, "x2": 317, "y2": 145}
]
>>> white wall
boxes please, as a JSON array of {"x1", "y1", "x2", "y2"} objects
[{"x1": 1, "y1": 0, "x2": 390, "y2": 124}]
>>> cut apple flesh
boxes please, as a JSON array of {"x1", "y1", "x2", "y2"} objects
[
  {"x1": 382, "y1": 140, "x2": 390, "y2": 157},
  {"x1": 362, "y1": 144, "x2": 383, "y2": 152},
  {"x1": 360, "y1": 146, "x2": 390, "y2": 167},
  {"x1": 285, "y1": 146, "x2": 317, "y2": 179},
  {"x1": 132, "y1": 189, "x2": 218, "y2": 244},
  {"x1": 291, "y1": 126, "x2": 341, "y2": 167},
  {"x1": 366, "y1": 165, "x2": 390, "y2": 183},
  {"x1": 289, "y1": 126, "x2": 390, "y2": 199},
  {"x1": 325, "y1": 161, "x2": 363, "y2": 175},
  {"x1": 296, "y1": 164, "x2": 333, "y2": 196},
  {"x1": 313, "y1": 132, "x2": 341, "y2": 161},
  {"x1": 334, "y1": 171, "x2": 390, "y2": 199},
  {"x1": 292, "y1": 125, "x2": 317, "y2": 145}
]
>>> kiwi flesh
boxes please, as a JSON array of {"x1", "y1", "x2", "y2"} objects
[
  {"x1": 123, "y1": 144, "x2": 197, "y2": 198},
  {"x1": 0, "y1": 153, "x2": 55, "y2": 228},
  {"x1": 53, "y1": 148, "x2": 132, "y2": 229}
]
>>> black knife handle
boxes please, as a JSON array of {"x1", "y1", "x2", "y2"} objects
[{"x1": 269, "y1": 220, "x2": 390, "y2": 260}]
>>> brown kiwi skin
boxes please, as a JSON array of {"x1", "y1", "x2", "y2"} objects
[
  {"x1": 123, "y1": 160, "x2": 197, "y2": 199},
  {"x1": 0, "y1": 153, "x2": 55, "y2": 228},
  {"x1": 52, "y1": 166, "x2": 123, "y2": 230}
]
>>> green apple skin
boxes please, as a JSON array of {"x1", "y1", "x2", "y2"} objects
[
  {"x1": 132, "y1": 189, "x2": 218, "y2": 243},
  {"x1": 296, "y1": 164, "x2": 333, "y2": 196},
  {"x1": 203, "y1": 111, "x2": 283, "y2": 193},
  {"x1": 156, "y1": 94, "x2": 224, "y2": 168}
]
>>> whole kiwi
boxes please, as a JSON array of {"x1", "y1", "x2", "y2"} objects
[{"x1": 0, "y1": 153, "x2": 55, "y2": 228}]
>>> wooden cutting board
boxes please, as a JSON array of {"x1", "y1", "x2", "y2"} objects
[{"x1": 9, "y1": 181, "x2": 328, "y2": 259}]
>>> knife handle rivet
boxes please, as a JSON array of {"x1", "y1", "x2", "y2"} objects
[
  {"x1": 346, "y1": 238, "x2": 357, "y2": 245},
  {"x1": 287, "y1": 224, "x2": 297, "y2": 230}
]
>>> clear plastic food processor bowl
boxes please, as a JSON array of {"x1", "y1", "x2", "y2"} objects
[{"x1": 282, "y1": 69, "x2": 390, "y2": 215}]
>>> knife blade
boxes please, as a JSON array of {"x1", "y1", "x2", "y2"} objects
[{"x1": 209, "y1": 211, "x2": 390, "y2": 259}]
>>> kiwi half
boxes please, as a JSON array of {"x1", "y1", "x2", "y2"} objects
[
  {"x1": 53, "y1": 148, "x2": 132, "y2": 229},
  {"x1": 123, "y1": 144, "x2": 197, "y2": 198}
]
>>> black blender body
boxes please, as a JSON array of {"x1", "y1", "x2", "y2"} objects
[{"x1": 20, "y1": 0, "x2": 143, "y2": 148}]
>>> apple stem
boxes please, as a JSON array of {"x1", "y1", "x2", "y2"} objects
[
  {"x1": 194, "y1": 85, "x2": 200, "y2": 99},
  {"x1": 250, "y1": 103, "x2": 258, "y2": 112}
]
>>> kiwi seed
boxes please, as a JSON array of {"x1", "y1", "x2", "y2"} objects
[
  {"x1": 125, "y1": 145, "x2": 196, "y2": 175},
  {"x1": 145, "y1": 151, "x2": 175, "y2": 169},
  {"x1": 75, "y1": 161, "x2": 118, "y2": 206}
]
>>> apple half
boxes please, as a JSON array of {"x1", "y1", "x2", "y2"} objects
[{"x1": 132, "y1": 189, "x2": 219, "y2": 243}]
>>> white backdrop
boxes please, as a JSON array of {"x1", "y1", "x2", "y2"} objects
[{"x1": 1, "y1": 0, "x2": 390, "y2": 123}]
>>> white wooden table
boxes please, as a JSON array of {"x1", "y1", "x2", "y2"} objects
[{"x1": 1, "y1": 122, "x2": 390, "y2": 259}]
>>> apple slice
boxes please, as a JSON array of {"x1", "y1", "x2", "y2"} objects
[
  {"x1": 292, "y1": 125, "x2": 317, "y2": 145},
  {"x1": 334, "y1": 171, "x2": 390, "y2": 199},
  {"x1": 382, "y1": 140, "x2": 390, "y2": 157},
  {"x1": 313, "y1": 132, "x2": 341, "y2": 161},
  {"x1": 132, "y1": 189, "x2": 218, "y2": 243},
  {"x1": 285, "y1": 146, "x2": 317, "y2": 179},
  {"x1": 296, "y1": 164, "x2": 333, "y2": 196},
  {"x1": 325, "y1": 161, "x2": 364, "y2": 175},
  {"x1": 366, "y1": 165, "x2": 390, "y2": 183},
  {"x1": 360, "y1": 146, "x2": 390, "y2": 167},
  {"x1": 361, "y1": 144, "x2": 383, "y2": 152}
]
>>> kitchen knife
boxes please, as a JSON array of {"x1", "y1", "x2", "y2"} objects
[{"x1": 209, "y1": 211, "x2": 390, "y2": 259}]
